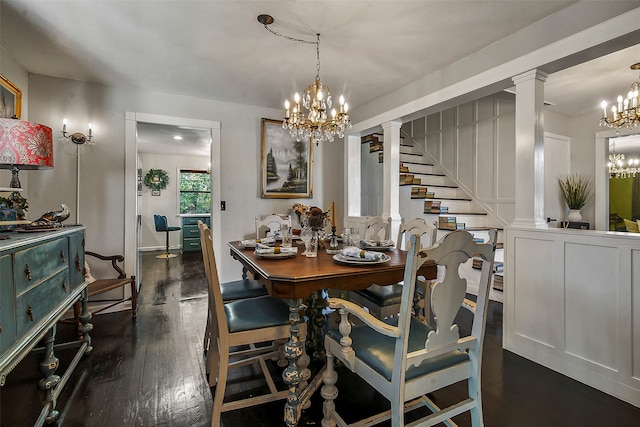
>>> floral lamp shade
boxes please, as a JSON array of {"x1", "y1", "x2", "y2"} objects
[{"x1": 0, "y1": 118, "x2": 53, "y2": 188}]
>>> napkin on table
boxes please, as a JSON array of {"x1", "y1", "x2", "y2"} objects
[
  {"x1": 342, "y1": 246, "x2": 386, "y2": 261},
  {"x1": 359, "y1": 239, "x2": 394, "y2": 248},
  {"x1": 241, "y1": 236, "x2": 275, "y2": 247},
  {"x1": 254, "y1": 243, "x2": 297, "y2": 255}
]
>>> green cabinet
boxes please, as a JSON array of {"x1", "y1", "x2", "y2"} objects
[
  {"x1": 182, "y1": 215, "x2": 210, "y2": 252},
  {"x1": 0, "y1": 227, "x2": 91, "y2": 422}
]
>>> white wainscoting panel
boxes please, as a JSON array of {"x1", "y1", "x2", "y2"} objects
[
  {"x1": 564, "y1": 242, "x2": 620, "y2": 370},
  {"x1": 505, "y1": 227, "x2": 640, "y2": 408},
  {"x1": 512, "y1": 236, "x2": 556, "y2": 348}
]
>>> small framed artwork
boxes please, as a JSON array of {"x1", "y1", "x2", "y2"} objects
[
  {"x1": 151, "y1": 190, "x2": 161, "y2": 196},
  {"x1": 0, "y1": 75, "x2": 22, "y2": 119},
  {"x1": 261, "y1": 118, "x2": 313, "y2": 199}
]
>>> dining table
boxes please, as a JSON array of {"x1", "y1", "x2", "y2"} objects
[{"x1": 227, "y1": 240, "x2": 437, "y2": 427}]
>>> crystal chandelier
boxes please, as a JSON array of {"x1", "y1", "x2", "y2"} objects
[
  {"x1": 600, "y1": 62, "x2": 640, "y2": 130},
  {"x1": 258, "y1": 15, "x2": 351, "y2": 145},
  {"x1": 608, "y1": 143, "x2": 639, "y2": 178}
]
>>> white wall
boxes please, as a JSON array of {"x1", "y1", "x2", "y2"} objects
[
  {"x1": 138, "y1": 153, "x2": 208, "y2": 250},
  {"x1": 22, "y1": 74, "x2": 343, "y2": 282}
]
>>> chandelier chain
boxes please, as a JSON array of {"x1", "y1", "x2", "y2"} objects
[{"x1": 261, "y1": 23, "x2": 316, "y2": 45}]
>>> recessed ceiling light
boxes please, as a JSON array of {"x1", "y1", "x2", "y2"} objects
[{"x1": 173, "y1": 135, "x2": 183, "y2": 140}]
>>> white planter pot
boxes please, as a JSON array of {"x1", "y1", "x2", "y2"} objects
[{"x1": 568, "y1": 209, "x2": 582, "y2": 222}]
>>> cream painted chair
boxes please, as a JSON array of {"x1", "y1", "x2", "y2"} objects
[
  {"x1": 321, "y1": 230, "x2": 497, "y2": 427},
  {"x1": 362, "y1": 215, "x2": 390, "y2": 242},
  {"x1": 198, "y1": 222, "x2": 306, "y2": 425},
  {"x1": 349, "y1": 217, "x2": 437, "y2": 319},
  {"x1": 255, "y1": 213, "x2": 292, "y2": 238}
]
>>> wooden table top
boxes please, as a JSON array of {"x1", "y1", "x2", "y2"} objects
[{"x1": 228, "y1": 241, "x2": 437, "y2": 299}]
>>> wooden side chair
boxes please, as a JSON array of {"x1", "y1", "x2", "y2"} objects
[
  {"x1": 349, "y1": 217, "x2": 437, "y2": 319},
  {"x1": 255, "y1": 213, "x2": 291, "y2": 239},
  {"x1": 198, "y1": 222, "x2": 306, "y2": 425},
  {"x1": 321, "y1": 230, "x2": 497, "y2": 427},
  {"x1": 74, "y1": 251, "x2": 137, "y2": 325}
]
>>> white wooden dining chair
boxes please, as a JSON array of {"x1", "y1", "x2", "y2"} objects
[
  {"x1": 321, "y1": 230, "x2": 497, "y2": 427},
  {"x1": 362, "y1": 215, "x2": 390, "y2": 242},
  {"x1": 198, "y1": 222, "x2": 306, "y2": 426},
  {"x1": 255, "y1": 213, "x2": 292, "y2": 238},
  {"x1": 349, "y1": 217, "x2": 437, "y2": 319}
]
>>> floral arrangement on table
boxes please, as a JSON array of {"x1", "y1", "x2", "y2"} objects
[
  {"x1": 291, "y1": 203, "x2": 309, "y2": 225},
  {"x1": 0, "y1": 192, "x2": 28, "y2": 220},
  {"x1": 305, "y1": 206, "x2": 328, "y2": 230}
]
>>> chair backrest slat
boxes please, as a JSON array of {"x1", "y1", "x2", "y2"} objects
[
  {"x1": 364, "y1": 216, "x2": 390, "y2": 241},
  {"x1": 198, "y1": 221, "x2": 228, "y2": 342},
  {"x1": 255, "y1": 214, "x2": 292, "y2": 238},
  {"x1": 396, "y1": 217, "x2": 437, "y2": 251},
  {"x1": 395, "y1": 230, "x2": 497, "y2": 380}
]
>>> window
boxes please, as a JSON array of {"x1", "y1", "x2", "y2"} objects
[{"x1": 179, "y1": 169, "x2": 211, "y2": 214}]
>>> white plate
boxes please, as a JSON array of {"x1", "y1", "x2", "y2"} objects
[
  {"x1": 333, "y1": 253, "x2": 391, "y2": 265},
  {"x1": 240, "y1": 241, "x2": 256, "y2": 248}
]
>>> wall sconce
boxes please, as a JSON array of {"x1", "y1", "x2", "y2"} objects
[
  {"x1": 0, "y1": 118, "x2": 54, "y2": 189},
  {"x1": 61, "y1": 118, "x2": 93, "y2": 144}
]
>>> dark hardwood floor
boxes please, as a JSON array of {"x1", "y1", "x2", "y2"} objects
[{"x1": 2, "y1": 250, "x2": 640, "y2": 426}]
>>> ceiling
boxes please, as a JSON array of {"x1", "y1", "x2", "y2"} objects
[{"x1": 1, "y1": 1, "x2": 640, "y2": 155}]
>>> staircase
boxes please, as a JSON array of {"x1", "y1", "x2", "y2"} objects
[{"x1": 364, "y1": 133, "x2": 505, "y2": 301}]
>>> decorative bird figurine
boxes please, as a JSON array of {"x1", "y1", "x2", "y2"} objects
[{"x1": 33, "y1": 204, "x2": 71, "y2": 225}]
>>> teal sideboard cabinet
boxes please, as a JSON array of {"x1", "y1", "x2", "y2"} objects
[{"x1": 0, "y1": 226, "x2": 92, "y2": 426}]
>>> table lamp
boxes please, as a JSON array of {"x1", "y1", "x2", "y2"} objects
[{"x1": 0, "y1": 118, "x2": 53, "y2": 188}]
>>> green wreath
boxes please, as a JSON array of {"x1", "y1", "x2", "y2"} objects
[{"x1": 144, "y1": 168, "x2": 169, "y2": 190}]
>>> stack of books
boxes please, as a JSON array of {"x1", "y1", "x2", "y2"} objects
[
  {"x1": 400, "y1": 174, "x2": 414, "y2": 185},
  {"x1": 472, "y1": 258, "x2": 484, "y2": 270},
  {"x1": 438, "y1": 216, "x2": 457, "y2": 230},
  {"x1": 456, "y1": 222, "x2": 465, "y2": 229},
  {"x1": 411, "y1": 187, "x2": 427, "y2": 198},
  {"x1": 399, "y1": 163, "x2": 409, "y2": 173},
  {"x1": 493, "y1": 274, "x2": 504, "y2": 291},
  {"x1": 439, "y1": 206, "x2": 449, "y2": 213},
  {"x1": 424, "y1": 200, "x2": 441, "y2": 214},
  {"x1": 425, "y1": 191, "x2": 435, "y2": 199}
]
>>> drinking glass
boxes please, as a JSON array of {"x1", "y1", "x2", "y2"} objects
[
  {"x1": 300, "y1": 226, "x2": 313, "y2": 255},
  {"x1": 281, "y1": 227, "x2": 292, "y2": 248},
  {"x1": 343, "y1": 228, "x2": 351, "y2": 247},
  {"x1": 306, "y1": 230, "x2": 318, "y2": 257}
]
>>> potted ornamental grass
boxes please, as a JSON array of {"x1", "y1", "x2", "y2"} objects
[{"x1": 558, "y1": 173, "x2": 592, "y2": 222}]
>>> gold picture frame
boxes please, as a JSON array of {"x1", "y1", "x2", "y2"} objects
[
  {"x1": 261, "y1": 118, "x2": 313, "y2": 199},
  {"x1": 0, "y1": 75, "x2": 22, "y2": 119}
]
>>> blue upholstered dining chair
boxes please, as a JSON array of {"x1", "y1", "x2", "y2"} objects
[
  {"x1": 153, "y1": 214, "x2": 181, "y2": 259},
  {"x1": 321, "y1": 230, "x2": 497, "y2": 427}
]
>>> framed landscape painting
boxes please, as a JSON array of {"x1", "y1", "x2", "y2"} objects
[
  {"x1": 261, "y1": 118, "x2": 313, "y2": 199},
  {"x1": 0, "y1": 75, "x2": 21, "y2": 119}
]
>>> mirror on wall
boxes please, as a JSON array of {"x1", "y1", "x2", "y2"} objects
[{"x1": 608, "y1": 134, "x2": 640, "y2": 231}]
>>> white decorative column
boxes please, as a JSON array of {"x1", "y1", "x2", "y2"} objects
[
  {"x1": 512, "y1": 70, "x2": 548, "y2": 228},
  {"x1": 344, "y1": 134, "x2": 361, "y2": 218},
  {"x1": 382, "y1": 121, "x2": 402, "y2": 240}
]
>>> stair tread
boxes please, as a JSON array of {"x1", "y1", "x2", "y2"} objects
[
  {"x1": 400, "y1": 160, "x2": 435, "y2": 166},
  {"x1": 411, "y1": 196, "x2": 472, "y2": 201},
  {"x1": 405, "y1": 172, "x2": 446, "y2": 177},
  {"x1": 401, "y1": 183, "x2": 458, "y2": 188},
  {"x1": 437, "y1": 212, "x2": 487, "y2": 216}
]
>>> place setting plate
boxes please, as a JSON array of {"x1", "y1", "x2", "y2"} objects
[
  {"x1": 333, "y1": 253, "x2": 391, "y2": 265},
  {"x1": 359, "y1": 244, "x2": 394, "y2": 251}
]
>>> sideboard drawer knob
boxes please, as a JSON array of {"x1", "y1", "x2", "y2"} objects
[
  {"x1": 24, "y1": 264, "x2": 32, "y2": 281},
  {"x1": 60, "y1": 250, "x2": 66, "y2": 263},
  {"x1": 75, "y1": 254, "x2": 81, "y2": 272},
  {"x1": 62, "y1": 282, "x2": 68, "y2": 293},
  {"x1": 26, "y1": 306, "x2": 34, "y2": 322}
]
